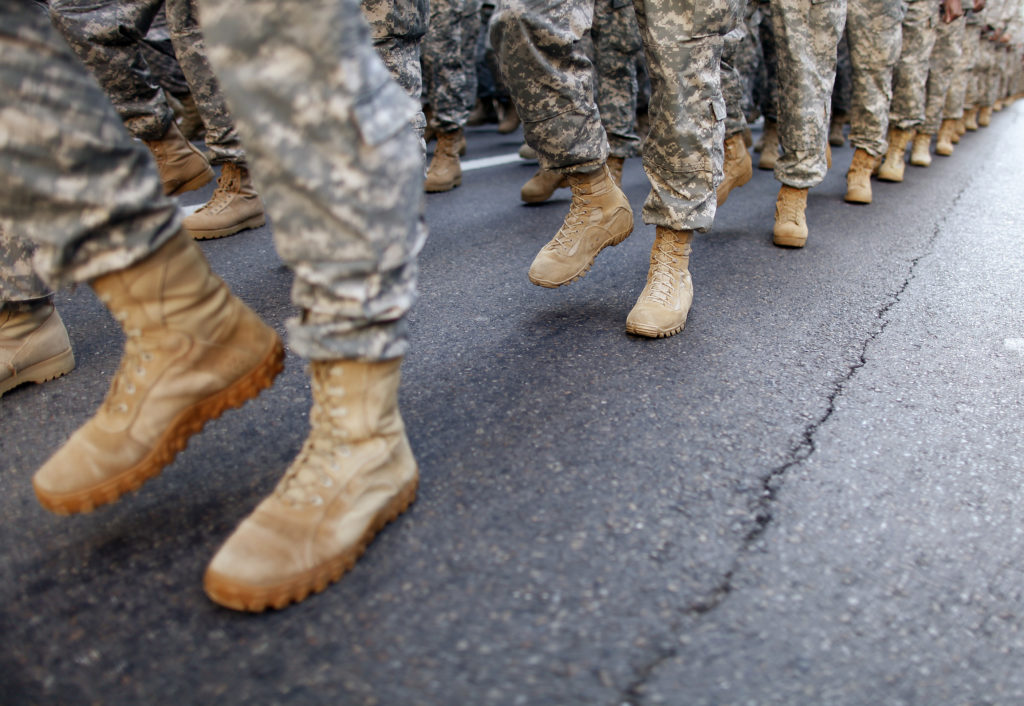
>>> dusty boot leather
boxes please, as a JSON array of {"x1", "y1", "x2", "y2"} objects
[
  {"x1": 773, "y1": 185, "x2": 809, "y2": 248},
  {"x1": 717, "y1": 133, "x2": 753, "y2": 206},
  {"x1": 0, "y1": 301, "x2": 75, "y2": 398},
  {"x1": 32, "y1": 231, "x2": 284, "y2": 515},
  {"x1": 845, "y1": 149, "x2": 879, "y2": 205},
  {"x1": 204, "y1": 358, "x2": 418, "y2": 612},
  {"x1": 878, "y1": 128, "x2": 915, "y2": 182},
  {"x1": 144, "y1": 120, "x2": 214, "y2": 196},
  {"x1": 528, "y1": 165, "x2": 633, "y2": 288},
  {"x1": 424, "y1": 129, "x2": 463, "y2": 193},
  {"x1": 520, "y1": 168, "x2": 568, "y2": 204},
  {"x1": 625, "y1": 227, "x2": 694, "y2": 339},
  {"x1": 183, "y1": 162, "x2": 266, "y2": 239}
]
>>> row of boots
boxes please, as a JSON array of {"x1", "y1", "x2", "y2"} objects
[
  {"x1": 14, "y1": 230, "x2": 418, "y2": 613},
  {"x1": 142, "y1": 120, "x2": 265, "y2": 239}
]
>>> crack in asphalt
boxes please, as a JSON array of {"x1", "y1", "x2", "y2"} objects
[{"x1": 615, "y1": 162, "x2": 980, "y2": 706}]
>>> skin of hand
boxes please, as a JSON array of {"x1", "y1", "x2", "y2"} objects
[
  {"x1": 942, "y1": 0, "x2": 964, "y2": 23},
  {"x1": 973, "y1": 0, "x2": 985, "y2": 11}
]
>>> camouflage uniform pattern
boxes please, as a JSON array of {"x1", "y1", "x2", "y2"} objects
[
  {"x1": 734, "y1": 3, "x2": 764, "y2": 123},
  {"x1": 593, "y1": 0, "x2": 644, "y2": 159},
  {"x1": 847, "y1": 0, "x2": 905, "y2": 158},
  {"x1": 362, "y1": 0, "x2": 429, "y2": 140},
  {"x1": 202, "y1": 0, "x2": 426, "y2": 361},
  {"x1": 723, "y1": 23, "x2": 751, "y2": 138},
  {"x1": 141, "y1": 8, "x2": 191, "y2": 99},
  {"x1": 0, "y1": 225, "x2": 51, "y2": 305},
  {"x1": 770, "y1": 0, "x2": 847, "y2": 188},
  {"x1": 0, "y1": 3, "x2": 181, "y2": 289},
  {"x1": 423, "y1": 0, "x2": 481, "y2": 133},
  {"x1": 493, "y1": 0, "x2": 740, "y2": 232},
  {"x1": 923, "y1": 14, "x2": 966, "y2": 133},
  {"x1": 951, "y1": 11, "x2": 981, "y2": 112},
  {"x1": 833, "y1": 29, "x2": 853, "y2": 115},
  {"x1": 890, "y1": 0, "x2": 943, "y2": 130},
  {"x1": 49, "y1": 0, "x2": 246, "y2": 166},
  {"x1": 755, "y1": 1, "x2": 780, "y2": 123}
]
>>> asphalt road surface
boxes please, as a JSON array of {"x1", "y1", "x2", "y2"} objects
[{"x1": 2, "y1": 103, "x2": 1023, "y2": 705}]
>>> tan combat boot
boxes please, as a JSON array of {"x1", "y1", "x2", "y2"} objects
[
  {"x1": 773, "y1": 185, "x2": 809, "y2": 248},
  {"x1": 424, "y1": 129, "x2": 463, "y2": 193},
  {"x1": 978, "y1": 105, "x2": 992, "y2": 127},
  {"x1": 177, "y1": 93, "x2": 206, "y2": 142},
  {"x1": 0, "y1": 302, "x2": 75, "y2": 398},
  {"x1": 607, "y1": 156, "x2": 625, "y2": 186},
  {"x1": 520, "y1": 168, "x2": 568, "y2": 203},
  {"x1": 936, "y1": 119, "x2": 958, "y2": 156},
  {"x1": 845, "y1": 149, "x2": 879, "y2": 205},
  {"x1": 32, "y1": 231, "x2": 284, "y2": 515},
  {"x1": 877, "y1": 127, "x2": 914, "y2": 182},
  {"x1": 497, "y1": 102, "x2": 521, "y2": 134},
  {"x1": 625, "y1": 227, "x2": 694, "y2": 339},
  {"x1": 204, "y1": 357, "x2": 418, "y2": 612},
  {"x1": 829, "y1": 111, "x2": 848, "y2": 146},
  {"x1": 519, "y1": 143, "x2": 538, "y2": 161},
  {"x1": 144, "y1": 121, "x2": 215, "y2": 196},
  {"x1": 528, "y1": 164, "x2": 633, "y2": 287},
  {"x1": 910, "y1": 133, "x2": 932, "y2": 167},
  {"x1": 183, "y1": 162, "x2": 266, "y2": 239},
  {"x1": 758, "y1": 119, "x2": 780, "y2": 170},
  {"x1": 717, "y1": 132, "x2": 753, "y2": 206},
  {"x1": 964, "y1": 106, "x2": 979, "y2": 131}
]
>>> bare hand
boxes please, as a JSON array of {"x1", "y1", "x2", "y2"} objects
[{"x1": 942, "y1": 0, "x2": 964, "y2": 22}]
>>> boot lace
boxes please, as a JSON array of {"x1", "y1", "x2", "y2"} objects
[
  {"x1": 276, "y1": 367, "x2": 351, "y2": 507},
  {"x1": 548, "y1": 191, "x2": 592, "y2": 253},
  {"x1": 99, "y1": 300, "x2": 154, "y2": 416},
  {"x1": 645, "y1": 239, "x2": 688, "y2": 306},
  {"x1": 777, "y1": 195, "x2": 803, "y2": 226},
  {"x1": 195, "y1": 166, "x2": 239, "y2": 215}
]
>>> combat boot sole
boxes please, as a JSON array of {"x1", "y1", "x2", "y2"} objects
[
  {"x1": 528, "y1": 221, "x2": 634, "y2": 289},
  {"x1": 0, "y1": 347, "x2": 75, "y2": 397},
  {"x1": 625, "y1": 317, "x2": 688, "y2": 339},
  {"x1": 33, "y1": 335, "x2": 284, "y2": 515},
  {"x1": 189, "y1": 213, "x2": 267, "y2": 240},
  {"x1": 203, "y1": 474, "x2": 418, "y2": 612},
  {"x1": 424, "y1": 173, "x2": 462, "y2": 193}
]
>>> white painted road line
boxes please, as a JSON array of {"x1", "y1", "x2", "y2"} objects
[{"x1": 461, "y1": 153, "x2": 527, "y2": 172}]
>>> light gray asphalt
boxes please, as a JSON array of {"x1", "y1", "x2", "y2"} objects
[{"x1": 1, "y1": 103, "x2": 1022, "y2": 706}]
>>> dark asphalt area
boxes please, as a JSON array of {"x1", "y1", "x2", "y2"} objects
[{"x1": 1, "y1": 103, "x2": 1023, "y2": 705}]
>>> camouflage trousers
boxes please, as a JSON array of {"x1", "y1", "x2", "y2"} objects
[
  {"x1": 770, "y1": 0, "x2": 846, "y2": 188},
  {"x1": 422, "y1": 0, "x2": 481, "y2": 133},
  {"x1": 889, "y1": 0, "x2": 941, "y2": 130},
  {"x1": 974, "y1": 37, "x2": 997, "y2": 107},
  {"x1": 755, "y1": 0, "x2": 780, "y2": 123},
  {"x1": 0, "y1": 0, "x2": 425, "y2": 362},
  {"x1": 492, "y1": 0, "x2": 740, "y2": 232},
  {"x1": 922, "y1": 15, "x2": 966, "y2": 133},
  {"x1": 49, "y1": 0, "x2": 246, "y2": 166},
  {"x1": 946, "y1": 18, "x2": 977, "y2": 114},
  {"x1": 362, "y1": 0, "x2": 429, "y2": 141},
  {"x1": 847, "y1": 0, "x2": 905, "y2": 158},
  {"x1": 833, "y1": 30, "x2": 852, "y2": 115},
  {"x1": 0, "y1": 225, "x2": 51, "y2": 306},
  {"x1": 723, "y1": 23, "x2": 751, "y2": 138},
  {"x1": 141, "y1": 8, "x2": 191, "y2": 99},
  {"x1": 593, "y1": 0, "x2": 644, "y2": 159},
  {"x1": 961, "y1": 25, "x2": 983, "y2": 107}
]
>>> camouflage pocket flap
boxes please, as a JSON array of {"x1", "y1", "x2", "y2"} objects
[{"x1": 353, "y1": 79, "x2": 418, "y2": 148}]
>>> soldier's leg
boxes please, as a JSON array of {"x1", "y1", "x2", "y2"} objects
[
  {"x1": 362, "y1": 0, "x2": 429, "y2": 149},
  {"x1": 592, "y1": 0, "x2": 643, "y2": 168},
  {"x1": 198, "y1": 0, "x2": 425, "y2": 612},
  {"x1": 918, "y1": 14, "x2": 965, "y2": 160},
  {"x1": 492, "y1": 0, "x2": 634, "y2": 290},
  {"x1": 0, "y1": 226, "x2": 75, "y2": 397},
  {"x1": 719, "y1": 24, "x2": 754, "y2": 206},
  {"x1": 756, "y1": 1, "x2": 782, "y2": 169},
  {"x1": 48, "y1": 0, "x2": 214, "y2": 196},
  {"x1": 422, "y1": 0, "x2": 476, "y2": 192},
  {"x1": 0, "y1": 3, "x2": 282, "y2": 514},
  {"x1": 624, "y1": 0, "x2": 738, "y2": 338},
  {"x1": 770, "y1": 0, "x2": 846, "y2": 247},
  {"x1": 880, "y1": 0, "x2": 941, "y2": 181},
  {"x1": 845, "y1": 0, "x2": 904, "y2": 204},
  {"x1": 163, "y1": 0, "x2": 266, "y2": 239}
]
